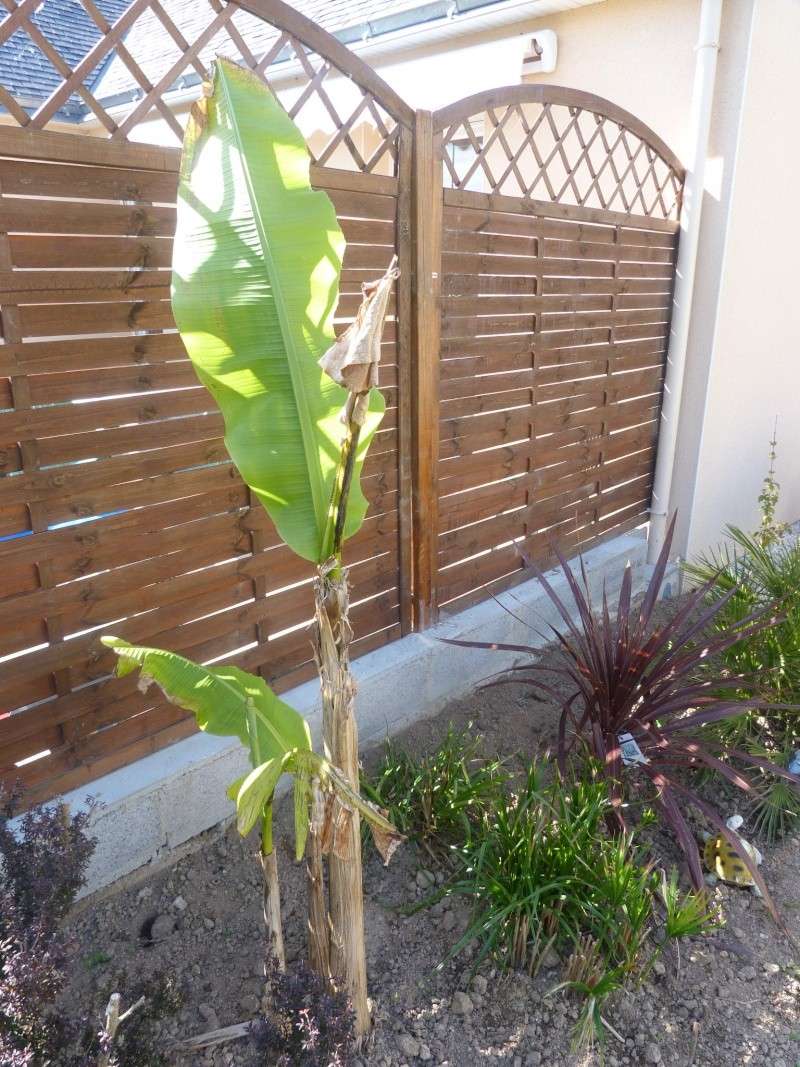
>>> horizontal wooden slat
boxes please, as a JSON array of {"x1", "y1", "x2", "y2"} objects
[
  {"x1": 443, "y1": 186, "x2": 680, "y2": 233},
  {"x1": 436, "y1": 185, "x2": 675, "y2": 616},
  {"x1": 0, "y1": 138, "x2": 406, "y2": 807}
]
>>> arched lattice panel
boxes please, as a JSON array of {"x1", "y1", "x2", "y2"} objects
[
  {"x1": 431, "y1": 86, "x2": 684, "y2": 612},
  {"x1": 0, "y1": 0, "x2": 412, "y2": 173},
  {"x1": 438, "y1": 86, "x2": 682, "y2": 220},
  {"x1": 0, "y1": 0, "x2": 413, "y2": 805}
]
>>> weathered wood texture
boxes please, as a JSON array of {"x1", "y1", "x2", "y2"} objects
[
  {"x1": 0, "y1": 140, "x2": 405, "y2": 806},
  {"x1": 430, "y1": 88, "x2": 682, "y2": 613},
  {"x1": 436, "y1": 188, "x2": 678, "y2": 612}
]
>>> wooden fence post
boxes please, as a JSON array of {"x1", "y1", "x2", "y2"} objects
[{"x1": 410, "y1": 109, "x2": 442, "y2": 629}]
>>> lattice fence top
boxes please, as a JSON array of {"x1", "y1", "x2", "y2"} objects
[
  {"x1": 0, "y1": 0, "x2": 409, "y2": 173},
  {"x1": 435, "y1": 87, "x2": 684, "y2": 221}
]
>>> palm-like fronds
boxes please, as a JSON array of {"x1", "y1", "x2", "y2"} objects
[
  {"x1": 684, "y1": 525, "x2": 800, "y2": 707},
  {"x1": 447, "y1": 516, "x2": 800, "y2": 915},
  {"x1": 684, "y1": 526, "x2": 800, "y2": 840}
]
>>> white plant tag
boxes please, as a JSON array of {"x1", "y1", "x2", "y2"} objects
[{"x1": 618, "y1": 732, "x2": 648, "y2": 766}]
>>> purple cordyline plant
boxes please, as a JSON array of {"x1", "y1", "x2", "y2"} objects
[{"x1": 447, "y1": 516, "x2": 800, "y2": 917}]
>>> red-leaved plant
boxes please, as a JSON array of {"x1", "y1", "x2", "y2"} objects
[{"x1": 448, "y1": 517, "x2": 800, "y2": 916}]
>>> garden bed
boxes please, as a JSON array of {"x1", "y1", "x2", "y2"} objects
[{"x1": 61, "y1": 635, "x2": 800, "y2": 1067}]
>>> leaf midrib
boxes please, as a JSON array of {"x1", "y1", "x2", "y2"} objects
[{"x1": 217, "y1": 64, "x2": 328, "y2": 558}]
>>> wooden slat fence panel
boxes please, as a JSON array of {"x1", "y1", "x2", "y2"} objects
[
  {"x1": 436, "y1": 189, "x2": 678, "y2": 611},
  {"x1": 0, "y1": 138, "x2": 405, "y2": 806},
  {"x1": 432, "y1": 85, "x2": 683, "y2": 615}
]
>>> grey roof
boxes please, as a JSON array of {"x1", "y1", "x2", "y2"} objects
[
  {"x1": 0, "y1": 0, "x2": 130, "y2": 119},
  {"x1": 0, "y1": 0, "x2": 508, "y2": 122}
]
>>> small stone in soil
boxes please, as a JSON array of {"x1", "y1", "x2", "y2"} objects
[
  {"x1": 149, "y1": 913, "x2": 176, "y2": 940},
  {"x1": 541, "y1": 946, "x2": 560, "y2": 969},
  {"x1": 450, "y1": 991, "x2": 473, "y2": 1015},
  {"x1": 240, "y1": 993, "x2": 260, "y2": 1015},
  {"x1": 198, "y1": 1003, "x2": 219, "y2": 1030},
  {"x1": 397, "y1": 1033, "x2": 420, "y2": 1058},
  {"x1": 416, "y1": 869, "x2": 436, "y2": 890},
  {"x1": 645, "y1": 1043, "x2": 662, "y2": 1064}
]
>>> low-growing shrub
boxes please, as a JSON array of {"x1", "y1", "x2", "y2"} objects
[
  {"x1": 75, "y1": 972, "x2": 182, "y2": 1067},
  {"x1": 0, "y1": 786, "x2": 97, "y2": 1065},
  {"x1": 250, "y1": 955, "x2": 355, "y2": 1067},
  {"x1": 361, "y1": 723, "x2": 508, "y2": 855}
]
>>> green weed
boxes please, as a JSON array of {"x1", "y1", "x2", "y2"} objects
[{"x1": 360, "y1": 724, "x2": 508, "y2": 856}]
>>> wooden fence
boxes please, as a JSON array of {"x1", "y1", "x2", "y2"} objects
[{"x1": 0, "y1": 0, "x2": 683, "y2": 805}]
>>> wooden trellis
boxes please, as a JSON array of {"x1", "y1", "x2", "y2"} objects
[{"x1": 0, "y1": 1, "x2": 684, "y2": 805}]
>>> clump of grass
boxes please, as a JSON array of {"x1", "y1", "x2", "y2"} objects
[
  {"x1": 659, "y1": 869, "x2": 720, "y2": 940},
  {"x1": 442, "y1": 763, "x2": 657, "y2": 1047},
  {"x1": 360, "y1": 723, "x2": 508, "y2": 855}
]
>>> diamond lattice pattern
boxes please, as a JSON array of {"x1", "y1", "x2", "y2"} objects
[
  {"x1": 0, "y1": 0, "x2": 399, "y2": 173},
  {"x1": 441, "y1": 102, "x2": 681, "y2": 220}
]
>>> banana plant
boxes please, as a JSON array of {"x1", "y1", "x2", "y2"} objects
[
  {"x1": 101, "y1": 636, "x2": 401, "y2": 972},
  {"x1": 103, "y1": 56, "x2": 400, "y2": 1032}
]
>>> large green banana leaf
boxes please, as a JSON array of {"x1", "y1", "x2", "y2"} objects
[
  {"x1": 171, "y1": 57, "x2": 384, "y2": 564},
  {"x1": 101, "y1": 636, "x2": 310, "y2": 766}
]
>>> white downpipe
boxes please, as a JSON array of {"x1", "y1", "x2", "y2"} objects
[{"x1": 647, "y1": 0, "x2": 723, "y2": 564}]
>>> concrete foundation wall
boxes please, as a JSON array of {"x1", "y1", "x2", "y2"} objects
[{"x1": 64, "y1": 531, "x2": 649, "y2": 896}]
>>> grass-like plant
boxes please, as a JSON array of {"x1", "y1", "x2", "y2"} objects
[
  {"x1": 442, "y1": 764, "x2": 657, "y2": 1045},
  {"x1": 448, "y1": 516, "x2": 799, "y2": 911},
  {"x1": 659, "y1": 869, "x2": 719, "y2": 940},
  {"x1": 684, "y1": 526, "x2": 800, "y2": 840},
  {"x1": 361, "y1": 724, "x2": 508, "y2": 855}
]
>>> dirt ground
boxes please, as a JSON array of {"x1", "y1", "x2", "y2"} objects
[{"x1": 63, "y1": 643, "x2": 800, "y2": 1067}]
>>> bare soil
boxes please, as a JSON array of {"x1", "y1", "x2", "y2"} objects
[{"x1": 63, "y1": 637, "x2": 800, "y2": 1067}]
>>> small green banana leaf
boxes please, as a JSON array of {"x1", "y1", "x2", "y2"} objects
[
  {"x1": 172, "y1": 57, "x2": 384, "y2": 564},
  {"x1": 101, "y1": 636, "x2": 310, "y2": 766},
  {"x1": 103, "y1": 637, "x2": 403, "y2": 862}
]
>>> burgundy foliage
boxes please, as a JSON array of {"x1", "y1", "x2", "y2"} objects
[{"x1": 447, "y1": 517, "x2": 800, "y2": 913}]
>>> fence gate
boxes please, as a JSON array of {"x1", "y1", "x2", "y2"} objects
[
  {"x1": 0, "y1": 0, "x2": 685, "y2": 806},
  {"x1": 410, "y1": 87, "x2": 684, "y2": 622}
]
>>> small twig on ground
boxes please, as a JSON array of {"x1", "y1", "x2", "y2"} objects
[
  {"x1": 169, "y1": 1020, "x2": 251, "y2": 1052},
  {"x1": 687, "y1": 1019, "x2": 701, "y2": 1066},
  {"x1": 600, "y1": 1016, "x2": 626, "y2": 1045}
]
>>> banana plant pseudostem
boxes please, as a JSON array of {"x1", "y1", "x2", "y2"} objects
[{"x1": 103, "y1": 57, "x2": 401, "y2": 1036}]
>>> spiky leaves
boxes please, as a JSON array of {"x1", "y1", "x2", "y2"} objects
[
  {"x1": 444, "y1": 517, "x2": 800, "y2": 915},
  {"x1": 171, "y1": 58, "x2": 384, "y2": 563}
]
